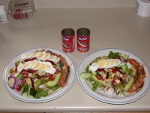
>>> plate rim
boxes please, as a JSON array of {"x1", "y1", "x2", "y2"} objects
[
  {"x1": 3, "y1": 47, "x2": 76, "y2": 103},
  {"x1": 77, "y1": 48, "x2": 150, "y2": 104}
]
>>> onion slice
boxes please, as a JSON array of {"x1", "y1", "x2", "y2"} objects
[{"x1": 8, "y1": 75, "x2": 17, "y2": 89}]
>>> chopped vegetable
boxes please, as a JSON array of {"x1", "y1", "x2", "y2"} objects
[
  {"x1": 80, "y1": 51, "x2": 145, "y2": 96},
  {"x1": 7, "y1": 49, "x2": 70, "y2": 99},
  {"x1": 108, "y1": 51, "x2": 119, "y2": 59},
  {"x1": 8, "y1": 75, "x2": 17, "y2": 89}
]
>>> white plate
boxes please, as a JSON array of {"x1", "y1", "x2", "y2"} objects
[
  {"x1": 77, "y1": 48, "x2": 150, "y2": 104},
  {"x1": 3, "y1": 48, "x2": 76, "y2": 103}
]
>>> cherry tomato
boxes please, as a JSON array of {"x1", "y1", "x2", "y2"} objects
[
  {"x1": 112, "y1": 68, "x2": 117, "y2": 73},
  {"x1": 49, "y1": 74, "x2": 54, "y2": 81},
  {"x1": 16, "y1": 85, "x2": 22, "y2": 91}
]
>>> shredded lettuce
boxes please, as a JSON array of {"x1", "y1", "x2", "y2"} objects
[
  {"x1": 119, "y1": 53, "x2": 129, "y2": 61},
  {"x1": 121, "y1": 64, "x2": 132, "y2": 75},
  {"x1": 108, "y1": 51, "x2": 120, "y2": 59},
  {"x1": 108, "y1": 51, "x2": 129, "y2": 61},
  {"x1": 36, "y1": 88, "x2": 48, "y2": 97}
]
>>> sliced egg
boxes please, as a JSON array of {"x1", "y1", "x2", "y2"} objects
[
  {"x1": 39, "y1": 62, "x2": 47, "y2": 72},
  {"x1": 46, "y1": 53, "x2": 51, "y2": 59},
  {"x1": 21, "y1": 53, "x2": 33, "y2": 60},
  {"x1": 45, "y1": 62, "x2": 56, "y2": 74},
  {"x1": 105, "y1": 59, "x2": 111, "y2": 68},
  {"x1": 27, "y1": 52, "x2": 33, "y2": 58},
  {"x1": 17, "y1": 63, "x2": 24, "y2": 72},
  {"x1": 24, "y1": 61, "x2": 32, "y2": 69},
  {"x1": 97, "y1": 59, "x2": 121, "y2": 68},
  {"x1": 32, "y1": 61, "x2": 42, "y2": 70},
  {"x1": 55, "y1": 57, "x2": 60, "y2": 63},
  {"x1": 89, "y1": 63, "x2": 99, "y2": 72},
  {"x1": 37, "y1": 51, "x2": 46, "y2": 60},
  {"x1": 34, "y1": 52, "x2": 41, "y2": 58},
  {"x1": 30, "y1": 60, "x2": 38, "y2": 68},
  {"x1": 126, "y1": 62, "x2": 132, "y2": 69},
  {"x1": 46, "y1": 62, "x2": 52, "y2": 69},
  {"x1": 98, "y1": 59, "x2": 106, "y2": 68},
  {"x1": 107, "y1": 87, "x2": 114, "y2": 95},
  {"x1": 45, "y1": 68, "x2": 56, "y2": 74},
  {"x1": 48, "y1": 68, "x2": 56, "y2": 74},
  {"x1": 114, "y1": 59, "x2": 121, "y2": 66},
  {"x1": 20, "y1": 53, "x2": 28, "y2": 60},
  {"x1": 50, "y1": 55, "x2": 60, "y2": 63},
  {"x1": 110, "y1": 59, "x2": 115, "y2": 67}
]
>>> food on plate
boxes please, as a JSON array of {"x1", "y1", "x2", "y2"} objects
[
  {"x1": 7, "y1": 49, "x2": 70, "y2": 99},
  {"x1": 80, "y1": 51, "x2": 146, "y2": 96}
]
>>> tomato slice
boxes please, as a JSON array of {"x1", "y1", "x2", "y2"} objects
[
  {"x1": 23, "y1": 79, "x2": 26, "y2": 84},
  {"x1": 54, "y1": 68, "x2": 60, "y2": 74},
  {"x1": 96, "y1": 75, "x2": 101, "y2": 80}
]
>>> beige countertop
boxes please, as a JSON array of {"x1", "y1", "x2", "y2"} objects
[{"x1": 0, "y1": 8, "x2": 150, "y2": 112}]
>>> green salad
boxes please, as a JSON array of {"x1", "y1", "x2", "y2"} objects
[
  {"x1": 80, "y1": 51, "x2": 145, "y2": 96},
  {"x1": 7, "y1": 49, "x2": 70, "y2": 99}
]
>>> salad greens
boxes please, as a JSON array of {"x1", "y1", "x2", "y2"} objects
[
  {"x1": 7, "y1": 49, "x2": 69, "y2": 99},
  {"x1": 80, "y1": 51, "x2": 139, "y2": 96}
]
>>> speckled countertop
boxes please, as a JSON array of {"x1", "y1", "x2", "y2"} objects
[{"x1": 0, "y1": 7, "x2": 150, "y2": 112}]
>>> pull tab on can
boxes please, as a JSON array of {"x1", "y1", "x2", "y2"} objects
[
  {"x1": 77, "y1": 28, "x2": 90, "y2": 52},
  {"x1": 61, "y1": 28, "x2": 75, "y2": 53}
]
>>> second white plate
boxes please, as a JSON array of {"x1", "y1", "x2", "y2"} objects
[
  {"x1": 3, "y1": 48, "x2": 76, "y2": 103},
  {"x1": 77, "y1": 48, "x2": 150, "y2": 104}
]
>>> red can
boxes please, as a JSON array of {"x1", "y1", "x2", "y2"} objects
[
  {"x1": 77, "y1": 28, "x2": 90, "y2": 52},
  {"x1": 61, "y1": 28, "x2": 75, "y2": 53}
]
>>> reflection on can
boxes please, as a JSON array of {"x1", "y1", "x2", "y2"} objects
[
  {"x1": 77, "y1": 28, "x2": 90, "y2": 52},
  {"x1": 61, "y1": 28, "x2": 75, "y2": 53}
]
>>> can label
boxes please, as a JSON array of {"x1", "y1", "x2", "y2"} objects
[
  {"x1": 62, "y1": 35, "x2": 75, "y2": 53},
  {"x1": 77, "y1": 34, "x2": 90, "y2": 52}
]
